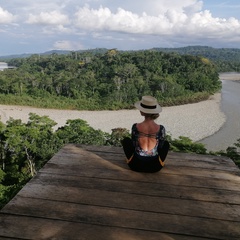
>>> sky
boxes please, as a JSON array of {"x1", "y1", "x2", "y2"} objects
[{"x1": 1, "y1": 0, "x2": 240, "y2": 56}]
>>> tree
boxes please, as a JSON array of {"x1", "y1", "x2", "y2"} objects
[
  {"x1": 1, "y1": 49, "x2": 221, "y2": 109},
  {"x1": 56, "y1": 119, "x2": 109, "y2": 145},
  {"x1": 3, "y1": 113, "x2": 61, "y2": 179}
]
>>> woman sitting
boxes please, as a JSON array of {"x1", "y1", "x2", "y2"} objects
[{"x1": 121, "y1": 95, "x2": 169, "y2": 173}]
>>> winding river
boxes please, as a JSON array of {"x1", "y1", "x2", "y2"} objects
[{"x1": 199, "y1": 73, "x2": 240, "y2": 151}]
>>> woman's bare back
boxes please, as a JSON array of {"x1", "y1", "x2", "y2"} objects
[{"x1": 136, "y1": 121, "x2": 160, "y2": 151}]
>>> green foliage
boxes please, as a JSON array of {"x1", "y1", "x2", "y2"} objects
[
  {"x1": 169, "y1": 136, "x2": 207, "y2": 154},
  {"x1": 4, "y1": 114, "x2": 61, "y2": 178},
  {"x1": 106, "y1": 128, "x2": 131, "y2": 147},
  {"x1": 0, "y1": 184, "x2": 22, "y2": 209},
  {"x1": 0, "y1": 169, "x2": 5, "y2": 182},
  {"x1": 153, "y1": 46, "x2": 240, "y2": 72},
  {"x1": 56, "y1": 119, "x2": 109, "y2": 145},
  {"x1": 214, "y1": 138, "x2": 240, "y2": 168},
  {"x1": 0, "y1": 113, "x2": 67, "y2": 209},
  {"x1": 0, "y1": 50, "x2": 220, "y2": 110}
]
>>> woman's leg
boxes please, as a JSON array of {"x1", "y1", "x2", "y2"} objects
[
  {"x1": 121, "y1": 137, "x2": 135, "y2": 159},
  {"x1": 122, "y1": 138, "x2": 163, "y2": 173},
  {"x1": 158, "y1": 140, "x2": 170, "y2": 161}
]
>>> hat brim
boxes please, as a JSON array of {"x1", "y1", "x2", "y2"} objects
[{"x1": 134, "y1": 101, "x2": 162, "y2": 114}]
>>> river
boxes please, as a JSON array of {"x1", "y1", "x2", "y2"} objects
[{"x1": 199, "y1": 73, "x2": 240, "y2": 151}]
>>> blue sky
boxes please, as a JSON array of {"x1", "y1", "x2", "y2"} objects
[{"x1": 1, "y1": 0, "x2": 240, "y2": 56}]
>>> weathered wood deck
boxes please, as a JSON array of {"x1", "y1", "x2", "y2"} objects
[{"x1": 0, "y1": 144, "x2": 240, "y2": 239}]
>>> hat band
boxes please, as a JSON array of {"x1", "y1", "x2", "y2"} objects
[{"x1": 141, "y1": 103, "x2": 157, "y2": 109}]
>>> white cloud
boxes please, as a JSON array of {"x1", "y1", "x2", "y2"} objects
[
  {"x1": 186, "y1": 11, "x2": 240, "y2": 37},
  {"x1": 1, "y1": 0, "x2": 240, "y2": 55},
  {"x1": 97, "y1": 0, "x2": 203, "y2": 16},
  {"x1": 182, "y1": 0, "x2": 203, "y2": 14},
  {"x1": 53, "y1": 40, "x2": 85, "y2": 50},
  {"x1": 26, "y1": 10, "x2": 70, "y2": 25},
  {"x1": 9, "y1": 0, "x2": 69, "y2": 13},
  {"x1": 74, "y1": 6, "x2": 168, "y2": 34},
  {"x1": 73, "y1": 4, "x2": 240, "y2": 40},
  {"x1": 0, "y1": 7, "x2": 15, "y2": 24}
]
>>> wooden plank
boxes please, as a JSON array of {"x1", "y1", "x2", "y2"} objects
[
  {"x1": 39, "y1": 166, "x2": 240, "y2": 204},
  {"x1": 58, "y1": 144, "x2": 240, "y2": 178},
  {"x1": 36, "y1": 146, "x2": 240, "y2": 204},
  {"x1": 4, "y1": 177, "x2": 240, "y2": 222},
  {"x1": 2, "y1": 196, "x2": 240, "y2": 240},
  {"x1": 0, "y1": 213, "x2": 211, "y2": 240},
  {"x1": 41, "y1": 159, "x2": 240, "y2": 183},
  {"x1": 39, "y1": 169, "x2": 240, "y2": 192},
  {"x1": 1, "y1": 144, "x2": 240, "y2": 240},
  {"x1": 77, "y1": 144, "x2": 238, "y2": 168},
  {"x1": 19, "y1": 172, "x2": 240, "y2": 206},
  {"x1": 57, "y1": 144, "x2": 239, "y2": 171},
  {"x1": 44, "y1": 154, "x2": 240, "y2": 193},
  {"x1": 36, "y1": 169, "x2": 240, "y2": 194},
  {"x1": 53, "y1": 151, "x2": 239, "y2": 173},
  {"x1": 47, "y1": 145, "x2": 240, "y2": 179}
]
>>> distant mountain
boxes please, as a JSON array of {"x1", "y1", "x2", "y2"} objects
[
  {"x1": 0, "y1": 53, "x2": 32, "y2": 60},
  {"x1": 0, "y1": 48, "x2": 109, "y2": 60},
  {"x1": 1, "y1": 46, "x2": 240, "y2": 63},
  {"x1": 0, "y1": 50, "x2": 70, "y2": 60},
  {"x1": 151, "y1": 46, "x2": 240, "y2": 62},
  {"x1": 43, "y1": 48, "x2": 110, "y2": 55}
]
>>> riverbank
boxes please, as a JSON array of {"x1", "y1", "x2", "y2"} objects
[
  {"x1": 0, "y1": 92, "x2": 225, "y2": 142},
  {"x1": 4, "y1": 72, "x2": 240, "y2": 143},
  {"x1": 219, "y1": 72, "x2": 240, "y2": 81},
  {"x1": 199, "y1": 72, "x2": 240, "y2": 151}
]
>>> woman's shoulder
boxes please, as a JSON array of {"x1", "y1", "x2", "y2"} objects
[{"x1": 136, "y1": 122, "x2": 160, "y2": 133}]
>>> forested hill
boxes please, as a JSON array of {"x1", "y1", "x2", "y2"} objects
[
  {"x1": 152, "y1": 46, "x2": 240, "y2": 72},
  {"x1": 0, "y1": 50, "x2": 221, "y2": 110},
  {"x1": 1, "y1": 45, "x2": 240, "y2": 72}
]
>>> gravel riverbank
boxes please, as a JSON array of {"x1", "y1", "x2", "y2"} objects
[
  {"x1": 0, "y1": 92, "x2": 225, "y2": 142},
  {"x1": 2, "y1": 72, "x2": 240, "y2": 150}
]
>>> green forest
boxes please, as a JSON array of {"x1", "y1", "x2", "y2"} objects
[
  {"x1": 1, "y1": 49, "x2": 220, "y2": 109},
  {"x1": 0, "y1": 48, "x2": 239, "y2": 209}
]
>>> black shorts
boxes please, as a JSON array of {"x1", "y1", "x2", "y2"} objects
[{"x1": 127, "y1": 153, "x2": 164, "y2": 173}]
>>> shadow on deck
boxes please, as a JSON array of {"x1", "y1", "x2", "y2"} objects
[{"x1": 0, "y1": 144, "x2": 240, "y2": 239}]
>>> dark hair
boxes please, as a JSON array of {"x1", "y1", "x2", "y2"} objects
[{"x1": 141, "y1": 112, "x2": 159, "y2": 120}]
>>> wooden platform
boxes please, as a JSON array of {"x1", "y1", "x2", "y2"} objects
[{"x1": 0, "y1": 144, "x2": 240, "y2": 239}]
